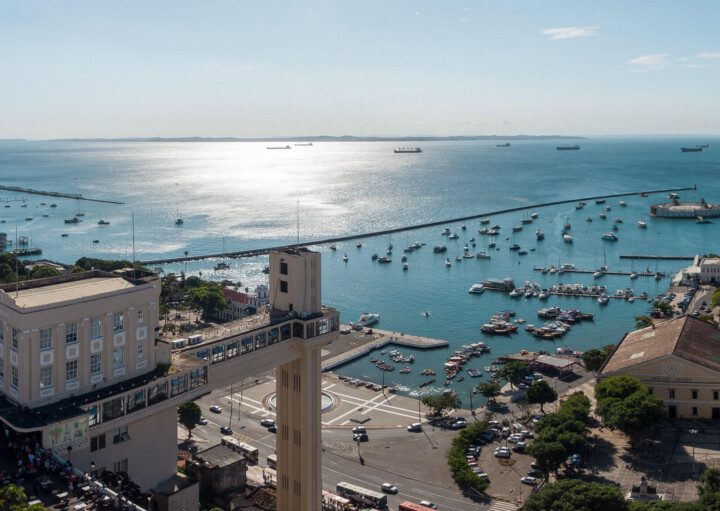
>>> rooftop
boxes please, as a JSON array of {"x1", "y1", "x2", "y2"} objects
[
  {"x1": 601, "y1": 315, "x2": 720, "y2": 375},
  {"x1": 193, "y1": 444, "x2": 245, "y2": 469}
]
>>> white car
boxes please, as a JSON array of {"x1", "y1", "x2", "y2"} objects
[
  {"x1": 407, "y1": 422, "x2": 422, "y2": 432},
  {"x1": 507, "y1": 434, "x2": 523, "y2": 443},
  {"x1": 419, "y1": 501, "x2": 438, "y2": 510},
  {"x1": 381, "y1": 483, "x2": 398, "y2": 494},
  {"x1": 209, "y1": 405, "x2": 222, "y2": 414},
  {"x1": 521, "y1": 476, "x2": 539, "y2": 485},
  {"x1": 474, "y1": 470, "x2": 489, "y2": 480},
  {"x1": 260, "y1": 418, "x2": 276, "y2": 428},
  {"x1": 197, "y1": 416, "x2": 208, "y2": 425},
  {"x1": 352, "y1": 426, "x2": 367, "y2": 435}
]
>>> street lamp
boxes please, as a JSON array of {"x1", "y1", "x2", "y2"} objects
[
  {"x1": 66, "y1": 445, "x2": 73, "y2": 464},
  {"x1": 689, "y1": 428, "x2": 698, "y2": 475}
]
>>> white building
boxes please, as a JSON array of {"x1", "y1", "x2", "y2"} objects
[
  {"x1": 700, "y1": 257, "x2": 720, "y2": 284},
  {"x1": 218, "y1": 284, "x2": 269, "y2": 321}
]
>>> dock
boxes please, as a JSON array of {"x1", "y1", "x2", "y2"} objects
[
  {"x1": 533, "y1": 267, "x2": 661, "y2": 277},
  {"x1": 141, "y1": 185, "x2": 696, "y2": 265},
  {"x1": 321, "y1": 327, "x2": 448, "y2": 371},
  {"x1": 0, "y1": 185, "x2": 124, "y2": 205},
  {"x1": 619, "y1": 254, "x2": 695, "y2": 261}
]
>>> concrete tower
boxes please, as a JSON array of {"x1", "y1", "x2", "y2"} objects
[{"x1": 270, "y1": 248, "x2": 324, "y2": 511}]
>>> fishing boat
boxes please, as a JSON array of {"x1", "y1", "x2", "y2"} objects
[
  {"x1": 98, "y1": 220, "x2": 110, "y2": 225},
  {"x1": 638, "y1": 220, "x2": 647, "y2": 228},
  {"x1": 563, "y1": 234, "x2": 573, "y2": 243},
  {"x1": 601, "y1": 233, "x2": 618, "y2": 241},
  {"x1": 267, "y1": 145, "x2": 291, "y2": 150},
  {"x1": 92, "y1": 239, "x2": 99, "y2": 244},
  {"x1": 557, "y1": 144, "x2": 580, "y2": 150},
  {"x1": 394, "y1": 147, "x2": 422, "y2": 153},
  {"x1": 681, "y1": 147, "x2": 702, "y2": 152},
  {"x1": 61, "y1": 233, "x2": 69, "y2": 237},
  {"x1": 64, "y1": 217, "x2": 79, "y2": 224},
  {"x1": 535, "y1": 228, "x2": 545, "y2": 240},
  {"x1": 377, "y1": 256, "x2": 392, "y2": 264}
]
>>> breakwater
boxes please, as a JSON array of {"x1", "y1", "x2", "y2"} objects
[
  {"x1": 140, "y1": 185, "x2": 695, "y2": 265},
  {"x1": 619, "y1": 254, "x2": 695, "y2": 261},
  {"x1": 0, "y1": 185, "x2": 124, "y2": 205}
]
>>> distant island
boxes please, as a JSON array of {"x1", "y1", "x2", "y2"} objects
[{"x1": 34, "y1": 134, "x2": 587, "y2": 143}]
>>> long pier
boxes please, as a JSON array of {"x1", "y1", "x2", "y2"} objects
[
  {"x1": 619, "y1": 254, "x2": 695, "y2": 261},
  {"x1": 532, "y1": 267, "x2": 661, "y2": 277},
  {"x1": 140, "y1": 185, "x2": 695, "y2": 265},
  {"x1": 0, "y1": 185, "x2": 124, "y2": 205}
]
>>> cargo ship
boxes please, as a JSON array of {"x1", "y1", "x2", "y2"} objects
[
  {"x1": 556, "y1": 144, "x2": 580, "y2": 151},
  {"x1": 394, "y1": 147, "x2": 422, "y2": 153},
  {"x1": 496, "y1": 142, "x2": 510, "y2": 147},
  {"x1": 681, "y1": 147, "x2": 703, "y2": 153}
]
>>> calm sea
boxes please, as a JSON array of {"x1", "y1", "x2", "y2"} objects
[{"x1": 1, "y1": 138, "x2": 718, "y2": 402}]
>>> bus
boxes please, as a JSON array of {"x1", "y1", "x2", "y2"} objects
[
  {"x1": 220, "y1": 436, "x2": 259, "y2": 463},
  {"x1": 321, "y1": 490, "x2": 352, "y2": 511},
  {"x1": 335, "y1": 482, "x2": 387, "y2": 509},
  {"x1": 399, "y1": 502, "x2": 436, "y2": 511},
  {"x1": 266, "y1": 453, "x2": 277, "y2": 470}
]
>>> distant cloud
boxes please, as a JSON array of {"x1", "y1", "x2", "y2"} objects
[
  {"x1": 541, "y1": 26, "x2": 597, "y2": 40},
  {"x1": 697, "y1": 52, "x2": 720, "y2": 59},
  {"x1": 628, "y1": 53, "x2": 670, "y2": 70},
  {"x1": 677, "y1": 57, "x2": 689, "y2": 62}
]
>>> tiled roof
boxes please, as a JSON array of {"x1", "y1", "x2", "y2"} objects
[
  {"x1": 601, "y1": 316, "x2": 720, "y2": 375},
  {"x1": 8, "y1": 277, "x2": 135, "y2": 308}
]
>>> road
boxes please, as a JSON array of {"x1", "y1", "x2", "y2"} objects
[{"x1": 185, "y1": 384, "x2": 497, "y2": 511}]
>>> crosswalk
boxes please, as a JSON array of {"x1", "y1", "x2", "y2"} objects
[{"x1": 489, "y1": 501, "x2": 519, "y2": 511}]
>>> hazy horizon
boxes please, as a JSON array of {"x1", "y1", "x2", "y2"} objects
[{"x1": 2, "y1": 1, "x2": 719, "y2": 139}]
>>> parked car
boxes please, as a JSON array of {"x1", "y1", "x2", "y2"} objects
[
  {"x1": 198, "y1": 416, "x2": 208, "y2": 425},
  {"x1": 507, "y1": 434, "x2": 523, "y2": 444},
  {"x1": 512, "y1": 442, "x2": 526, "y2": 453},
  {"x1": 527, "y1": 468, "x2": 542, "y2": 477},
  {"x1": 494, "y1": 447, "x2": 511, "y2": 459},
  {"x1": 209, "y1": 405, "x2": 222, "y2": 414},
  {"x1": 381, "y1": 483, "x2": 398, "y2": 494},
  {"x1": 521, "y1": 476, "x2": 538, "y2": 485},
  {"x1": 260, "y1": 418, "x2": 276, "y2": 428},
  {"x1": 473, "y1": 469, "x2": 489, "y2": 480},
  {"x1": 220, "y1": 426, "x2": 233, "y2": 435},
  {"x1": 268, "y1": 425, "x2": 277, "y2": 433},
  {"x1": 407, "y1": 422, "x2": 422, "y2": 432},
  {"x1": 521, "y1": 430, "x2": 534, "y2": 439},
  {"x1": 449, "y1": 420, "x2": 467, "y2": 430}
]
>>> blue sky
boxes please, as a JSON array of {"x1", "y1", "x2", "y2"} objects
[{"x1": 1, "y1": 1, "x2": 719, "y2": 138}]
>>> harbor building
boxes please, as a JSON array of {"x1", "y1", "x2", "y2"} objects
[
  {"x1": 599, "y1": 316, "x2": 720, "y2": 419},
  {"x1": 650, "y1": 197, "x2": 720, "y2": 218},
  {"x1": 700, "y1": 257, "x2": 720, "y2": 284},
  {"x1": 1, "y1": 248, "x2": 339, "y2": 511}
]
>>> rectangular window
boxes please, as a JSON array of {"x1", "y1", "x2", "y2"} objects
[
  {"x1": 11, "y1": 366, "x2": 18, "y2": 389},
  {"x1": 90, "y1": 434, "x2": 106, "y2": 452},
  {"x1": 90, "y1": 317, "x2": 102, "y2": 339},
  {"x1": 102, "y1": 397, "x2": 124, "y2": 421},
  {"x1": 692, "y1": 390, "x2": 699, "y2": 400},
  {"x1": 12, "y1": 328, "x2": 19, "y2": 349},
  {"x1": 692, "y1": 407, "x2": 698, "y2": 416},
  {"x1": 90, "y1": 353, "x2": 102, "y2": 375},
  {"x1": 714, "y1": 391, "x2": 719, "y2": 401},
  {"x1": 65, "y1": 360, "x2": 78, "y2": 382},
  {"x1": 39, "y1": 328, "x2": 53, "y2": 350},
  {"x1": 669, "y1": 389, "x2": 676, "y2": 399},
  {"x1": 127, "y1": 390, "x2": 146, "y2": 413},
  {"x1": 65, "y1": 322, "x2": 78, "y2": 344},
  {"x1": 280, "y1": 280, "x2": 288, "y2": 293},
  {"x1": 88, "y1": 405, "x2": 99, "y2": 427},
  {"x1": 39, "y1": 366, "x2": 53, "y2": 389},
  {"x1": 113, "y1": 347, "x2": 124, "y2": 369},
  {"x1": 280, "y1": 261, "x2": 288, "y2": 275},
  {"x1": 0, "y1": 320, "x2": 4, "y2": 341},
  {"x1": 137, "y1": 309, "x2": 144, "y2": 324},
  {"x1": 113, "y1": 425, "x2": 130, "y2": 444},
  {"x1": 113, "y1": 459, "x2": 128, "y2": 474},
  {"x1": 113, "y1": 313, "x2": 124, "y2": 333},
  {"x1": 137, "y1": 345, "x2": 144, "y2": 360}
]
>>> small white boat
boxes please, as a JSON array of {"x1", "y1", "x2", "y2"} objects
[
  {"x1": 445, "y1": 258, "x2": 452, "y2": 267},
  {"x1": 402, "y1": 262, "x2": 408, "y2": 271},
  {"x1": 530, "y1": 212, "x2": 539, "y2": 219},
  {"x1": 441, "y1": 228, "x2": 451, "y2": 235},
  {"x1": 601, "y1": 233, "x2": 618, "y2": 241},
  {"x1": 329, "y1": 244, "x2": 337, "y2": 251},
  {"x1": 696, "y1": 216, "x2": 712, "y2": 224},
  {"x1": 638, "y1": 220, "x2": 647, "y2": 228},
  {"x1": 598, "y1": 295, "x2": 609, "y2": 305},
  {"x1": 619, "y1": 201, "x2": 627, "y2": 207},
  {"x1": 593, "y1": 270, "x2": 603, "y2": 278},
  {"x1": 342, "y1": 254, "x2": 348, "y2": 262},
  {"x1": 563, "y1": 234, "x2": 573, "y2": 243},
  {"x1": 468, "y1": 283, "x2": 485, "y2": 294},
  {"x1": 630, "y1": 272, "x2": 638, "y2": 279}
]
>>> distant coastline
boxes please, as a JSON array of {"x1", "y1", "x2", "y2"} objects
[{"x1": 20, "y1": 134, "x2": 587, "y2": 143}]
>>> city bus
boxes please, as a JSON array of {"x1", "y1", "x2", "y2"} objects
[
  {"x1": 266, "y1": 453, "x2": 277, "y2": 469},
  {"x1": 335, "y1": 482, "x2": 387, "y2": 509},
  {"x1": 322, "y1": 490, "x2": 352, "y2": 510},
  {"x1": 399, "y1": 502, "x2": 437, "y2": 511},
  {"x1": 220, "y1": 436, "x2": 259, "y2": 463}
]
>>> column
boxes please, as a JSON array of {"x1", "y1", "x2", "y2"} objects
[{"x1": 275, "y1": 346, "x2": 322, "y2": 511}]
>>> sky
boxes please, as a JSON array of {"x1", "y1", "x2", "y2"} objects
[{"x1": 1, "y1": 1, "x2": 719, "y2": 138}]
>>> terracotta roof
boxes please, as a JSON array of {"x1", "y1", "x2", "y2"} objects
[
  {"x1": 601, "y1": 316, "x2": 720, "y2": 375},
  {"x1": 223, "y1": 288, "x2": 249, "y2": 304}
]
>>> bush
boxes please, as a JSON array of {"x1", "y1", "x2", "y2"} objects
[{"x1": 447, "y1": 421, "x2": 489, "y2": 493}]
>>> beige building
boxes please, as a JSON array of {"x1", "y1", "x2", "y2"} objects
[
  {"x1": 700, "y1": 257, "x2": 720, "y2": 284},
  {"x1": 600, "y1": 315, "x2": 720, "y2": 419}
]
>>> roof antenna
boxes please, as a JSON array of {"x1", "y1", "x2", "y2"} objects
[{"x1": 296, "y1": 199, "x2": 300, "y2": 248}]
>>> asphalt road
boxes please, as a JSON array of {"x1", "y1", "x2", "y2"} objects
[{"x1": 187, "y1": 386, "x2": 495, "y2": 511}]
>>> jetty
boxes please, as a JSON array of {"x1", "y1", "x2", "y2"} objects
[
  {"x1": 619, "y1": 254, "x2": 695, "y2": 261},
  {"x1": 140, "y1": 185, "x2": 695, "y2": 265},
  {"x1": 533, "y1": 266, "x2": 661, "y2": 277},
  {"x1": 321, "y1": 327, "x2": 448, "y2": 371},
  {"x1": 0, "y1": 185, "x2": 124, "y2": 205}
]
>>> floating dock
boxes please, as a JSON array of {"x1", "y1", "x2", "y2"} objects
[
  {"x1": 141, "y1": 185, "x2": 696, "y2": 265},
  {"x1": 0, "y1": 185, "x2": 124, "y2": 205}
]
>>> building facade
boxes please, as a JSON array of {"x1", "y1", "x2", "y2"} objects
[
  {"x1": 599, "y1": 315, "x2": 720, "y2": 419},
  {"x1": 700, "y1": 257, "x2": 720, "y2": 284}
]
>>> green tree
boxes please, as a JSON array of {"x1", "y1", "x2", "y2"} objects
[
  {"x1": 447, "y1": 421, "x2": 490, "y2": 493},
  {"x1": 596, "y1": 376, "x2": 664, "y2": 436},
  {"x1": 652, "y1": 300, "x2": 675, "y2": 317},
  {"x1": 527, "y1": 440, "x2": 567, "y2": 479},
  {"x1": 29, "y1": 264, "x2": 61, "y2": 279},
  {"x1": 178, "y1": 401, "x2": 202, "y2": 439},
  {"x1": 496, "y1": 361, "x2": 529, "y2": 389},
  {"x1": 526, "y1": 380, "x2": 558, "y2": 412},
  {"x1": 699, "y1": 468, "x2": 720, "y2": 510},
  {"x1": 521, "y1": 479, "x2": 628, "y2": 511},
  {"x1": 0, "y1": 484, "x2": 27, "y2": 511},
  {"x1": 475, "y1": 382, "x2": 501, "y2": 401},
  {"x1": 421, "y1": 393, "x2": 460, "y2": 416},
  {"x1": 635, "y1": 315, "x2": 654, "y2": 329},
  {"x1": 186, "y1": 282, "x2": 229, "y2": 321},
  {"x1": 582, "y1": 345, "x2": 616, "y2": 373},
  {"x1": 629, "y1": 502, "x2": 701, "y2": 511}
]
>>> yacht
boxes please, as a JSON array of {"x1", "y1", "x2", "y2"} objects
[
  {"x1": 329, "y1": 244, "x2": 337, "y2": 251},
  {"x1": 468, "y1": 283, "x2": 485, "y2": 294},
  {"x1": 355, "y1": 313, "x2": 380, "y2": 327},
  {"x1": 535, "y1": 228, "x2": 545, "y2": 240},
  {"x1": 638, "y1": 220, "x2": 647, "y2": 228},
  {"x1": 563, "y1": 234, "x2": 573, "y2": 243},
  {"x1": 601, "y1": 233, "x2": 618, "y2": 241},
  {"x1": 445, "y1": 258, "x2": 452, "y2": 267}
]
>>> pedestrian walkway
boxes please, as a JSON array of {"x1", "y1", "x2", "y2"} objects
[{"x1": 489, "y1": 501, "x2": 519, "y2": 511}]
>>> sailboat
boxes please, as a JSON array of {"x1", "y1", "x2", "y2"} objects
[
  {"x1": 214, "y1": 238, "x2": 230, "y2": 271},
  {"x1": 174, "y1": 208, "x2": 184, "y2": 225},
  {"x1": 74, "y1": 198, "x2": 85, "y2": 217}
]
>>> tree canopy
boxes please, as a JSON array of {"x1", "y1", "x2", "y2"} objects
[
  {"x1": 475, "y1": 382, "x2": 501, "y2": 400},
  {"x1": 521, "y1": 479, "x2": 627, "y2": 511},
  {"x1": 447, "y1": 420, "x2": 490, "y2": 494},
  {"x1": 634, "y1": 315, "x2": 654, "y2": 329},
  {"x1": 29, "y1": 264, "x2": 61, "y2": 279},
  {"x1": 178, "y1": 401, "x2": 202, "y2": 439},
  {"x1": 595, "y1": 376, "x2": 664, "y2": 436},
  {"x1": 582, "y1": 345, "x2": 616, "y2": 373},
  {"x1": 185, "y1": 281, "x2": 229, "y2": 321},
  {"x1": 421, "y1": 393, "x2": 460, "y2": 416},
  {"x1": 496, "y1": 361, "x2": 529, "y2": 389},
  {"x1": 526, "y1": 380, "x2": 558, "y2": 412}
]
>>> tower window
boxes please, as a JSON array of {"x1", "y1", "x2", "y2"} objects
[
  {"x1": 280, "y1": 280, "x2": 288, "y2": 293},
  {"x1": 280, "y1": 261, "x2": 288, "y2": 275}
]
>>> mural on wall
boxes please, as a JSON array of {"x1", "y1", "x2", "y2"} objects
[{"x1": 44, "y1": 416, "x2": 89, "y2": 451}]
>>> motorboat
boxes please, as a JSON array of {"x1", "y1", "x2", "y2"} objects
[
  {"x1": 476, "y1": 251, "x2": 491, "y2": 259},
  {"x1": 630, "y1": 272, "x2": 638, "y2": 280},
  {"x1": 530, "y1": 212, "x2": 539, "y2": 219},
  {"x1": 461, "y1": 224, "x2": 467, "y2": 230},
  {"x1": 509, "y1": 288, "x2": 522, "y2": 298},
  {"x1": 441, "y1": 228, "x2": 451, "y2": 235},
  {"x1": 455, "y1": 255, "x2": 462, "y2": 262},
  {"x1": 445, "y1": 258, "x2": 452, "y2": 267},
  {"x1": 535, "y1": 228, "x2": 545, "y2": 240},
  {"x1": 599, "y1": 213, "x2": 607, "y2": 219},
  {"x1": 598, "y1": 294, "x2": 609, "y2": 305},
  {"x1": 696, "y1": 216, "x2": 712, "y2": 224},
  {"x1": 619, "y1": 201, "x2": 627, "y2": 207},
  {"x1": 403, "y1": 262, "x2": 408, "y2": 271},
  {"x1": 329, "y1": 244, "x2": 337, "y2": 251},
  {"x1": 449, "y1": 233, "x2": 459, "y2": 239},
  {"x1": 64, "y1": 217, "x2": 80, "y2": 224},
  {"x1": 563, "y1": 234, "x2": 573, "y2": 243},
  {"x1": 615, "y1": 217, "x2": 623, "y2": 223},
  {"x1": 509, "y1": 243, "x2": 520, "y2": 251},
  {"x1": 377, "y1": 256, "x2": 392, "y2": 263},
  {"x1": 512, "y1": 225, "x2": 523, "y2": 232},
  {"x1": 356, "y1": 242, "x2": 363, "y2": 248},
  {"x1": 214, "y1": 262, "x2": 230, "y2": 271},
  {"x1": 468, "y1": 283, "x2": 485, "y2": 294},
  {"x1": 638, "y1": 220, "x2": 647, "y2": 228},
  {"x1": 372, "y1": 253, "x2": 379, "y2": 260},
  {"x1": 342, "y1": 254, "x2": 348, "y2": 262},
  {"x1": 480, "y1": 218, "x2": 490, "y2": 225},
  {"x1": 593, "y1": 270, "x2": 603, "y2": 278},
  {"x1": 433, "y1": 245, "x2": 447, "y2": 253},
  {"x1": 98, "y1": 220, "x2": 110, "y2": 225},
  {"x1": 518, "y1": 249, "x2": 528, "y2": 255},
  {"x1": 355, "y1": 313, "x2": 380, "y2": 328},
  {"x1": 61, "y1": 233, "x2": 68, "y2": 237},
  {"x1": 602, "y1": 233, "x2": 618, "y2": 241}
]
